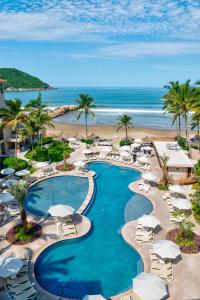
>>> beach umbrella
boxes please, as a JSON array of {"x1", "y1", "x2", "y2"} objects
[
  {"x1": 138, "y1": 156, "x2": 149, "y2": 164},
  {"x1": 15, "y1": 169, "x2": 30, "y2": 177},
  {"x1": 171, "y1": 198, "x2": 192, "y2": 210},
  {"x1": 133, "y1": 272, "x2": 167, "y2": 300},
  {"x1": 1, "y1": 168, "x2": 15, "y2": 176},
  {"x1": 0, "y1": 192, "x2": 15, "y2": 203},
  {"x1": 135, "y1": 138, "x2": 143, "y2": 144},
  {"x1": 2, "y1": 179, "x2": 18, "y2": 188},
  {"x1": 131, "y1": 143, "x2": 140, "y2": 149},
  {"x1": 142, "y1": 172, "x2": 157, "y2": 182},
  {"x1": 68, "y1": 137, "x2": 76, "y2": 143},
  {"x1": 120, "y1": 151, "x2": 131, "y2": 158},
  {"x1": 169, "y1": 185, "x2": 185, "y2": 196},
  {"x1": 83, "y1": 295, "x2": 106, "y2": 300},
  {"x1": 74, "y1": 160, "x2": 85, "y2": 168},
  {"x1": 0, "y1": 257, "x2": 24, "y2": 278},
  {"x1": 120, "y1": 145, "x2": 131, "y2": 152},
  {"x1": 48, "y1": 204, "x2": 75, "y2": 217},
  {"x1": 143, "y1": 146, "x2": 152, "y2": 151},
  {"x1": 138, "y1": 215, "x2": 160, "y2": 229},
  {"x1": 153, "y1": 240, "x2": 181, "y2": 260}
]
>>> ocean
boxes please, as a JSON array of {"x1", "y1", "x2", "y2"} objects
[{"x1": 5, "y1": 87, "x2": 176, "y2": 129}]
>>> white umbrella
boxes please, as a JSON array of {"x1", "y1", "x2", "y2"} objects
[
  {"x1": 83, "y1": 295, "x2": 106, "y2": 300},
  {"x1": 142, "y1": 172, "x2": 157, "y2": 182},
  {"x1": 135, "y1": 138, "x2": 143, "y2": 144},
  {"x1": 2, "y1": 179, "x2": 18, "y2": 188},
  {"x1": 131, "y1": 143, "x2": 140, "y2": 149},
  {"x1": 171, "y1": 198, "x2": 192, "y2": 210},
  {"x1": 68, "y1": 137, "x2": 76, "y2": 142},
  {"x1": 48, "y1": 204, "x2": 75, "y2": 217},
  {"x1": 143, "y1": 146, "x2": 152, "y2": 151},
  {"x1": 169, "y1": 185, "x2": 185, "y2": 196},
  {"x1": 120, "y1": 151, "x2": 131, "y2": 158},
  {"x1": 133, "y1": 272, "x2": 167, "y2": 300},
  {"x1": 138, "y1": 215, "x2": 160, "y2": 229},
  {"x1": 120, "y1": 145, "x2": 131, "y2": 152},
  {"x1": 15, "y1": 170, "x2": 30, "y2": 177},
  {"x1": 0, "y1": 257, "x2": 24, "y2": 278},
  {"x1": 0, "y1": 191, "x2": 15, "y2": 203},
  {"x1": 153, "y1": 240, "x2": 181, "y2": 260},
  {"x1": 1, "y1": 168, "x2": 15, "y2": 175},
  {"x1": 74, "y1": 161, "x2": 85, "y2": 168},
  {"x1": 138, "y1": 156, "x2": 149, "y2": 164}
]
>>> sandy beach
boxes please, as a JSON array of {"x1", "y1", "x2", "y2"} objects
[{"x1": 48, "y1": 121, "x2": 179, "y2": 141}]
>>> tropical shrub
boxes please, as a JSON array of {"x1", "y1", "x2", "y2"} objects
[
  {"x1": 0, "y1": 156, "x2": 28, "y2": 171},
  {"x1": 120, "y1": 139, "x2": 132, "y2": 146},
  {"x1": 176, "y1": 220, "x2": 195, "y2": 247},
  {"x1": 157, "y1": 183, "x2": 169, "y2": 190},
  {"x1": 81, "y1": 138, "x2": 94, "y2": 145},
  {"x1": 177, "y1": 136, "x2": 189, "y2": 151}
]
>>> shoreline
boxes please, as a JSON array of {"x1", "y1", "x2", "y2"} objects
[{"x1": 49, "y1": 121, "x2": 179, "y2": 140}]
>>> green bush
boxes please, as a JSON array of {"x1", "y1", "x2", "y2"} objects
[
  {"x1": 157, "y1": 183, "x2": 169, "y2": 191},
  {"x1": 177, "y1": 136, "x2": 189, "y2": 151},
  {"x1": 81, "y1": 138, "x2": 94, "y2": 145},
  {"x1": 34, "y1": 136, "x2": 53, "y2": 147},
  {"x1": 120, "y1": 139, "x2": 132, "y2": 146},
  {"x1": 0, "y1": 157, "x2": 28, "y2": 171}
]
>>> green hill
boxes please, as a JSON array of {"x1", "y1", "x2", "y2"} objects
[{"x1": 0, "y1": 68, "x2": 53, "y2": 90}]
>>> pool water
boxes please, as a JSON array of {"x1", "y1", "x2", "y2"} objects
[
  {"x1": 25, "y1": 176, "x2": 89, "y2": 216},
  {"x1": 34, "y1": 162, "x2": 153, "y2": 298}
]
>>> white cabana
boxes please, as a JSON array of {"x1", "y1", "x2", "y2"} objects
[
  {"x1": 133, "y1": 272, "x2": 167, "y2": 300},
  {"x1": 138, "y1": 156, "x2": 149, "y2": 164},
  {"x1": 48, "y1": 204, "x2": 75, "y2": 217},
  {"x1": 83, "y1": 295, "x2": 106, "y2": 300},
  {"x1": 1, "y1": 168, "x2": 15, "y2": 176},
  {"x1": 153, "y1": 240, "x2": 181, "y2": 260},
  {"x1": 131, "y1": 143, "x2": 140, "y2": 149},
  {"x1": 171, "y1": 198, "x2": 192, "y2": 210},
  {"x1": 0, "y1": 257, "x2": 24, "y2": 278},
  {"x1": 138, "y1": 215, "x2": 160, "y2": 229},
  {"x1": 169, "y1": 185, "x2": 185, "y2": 196},
  {"x1": 142, "y1": 172, "x2": 157, "y2": 182},
  {"x1": 120, "y1": 145, "x2": 131, "y2": 152},
  {"x1": 68, "y1": 137, "x2": 76, "y2": 142},
  {"x1": 135, "y1": 138, "x2": 143, "y2": 144},
  {"x1": 2, "y1": 179, "x2": 18, "y2": 188},
  {"x1": 74, "y1": 161, "x2": 85, "y2": 168},
  {"x1": 15, "y1": 170, "x2": 30, "y2": 177},
  {"x1": 0, "y1": 191, "x2": 15, "y2": 203}
]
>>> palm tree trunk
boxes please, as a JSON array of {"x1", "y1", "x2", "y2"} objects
[
  {"x1": 125, "y1": 126, "x2": 128, "y2": 140},
  {"x1": 85, "y1": 112, "x2": 88, "y2": 139},
  {"x1": 15, "y1": 124, "x2": 19, "y2": 165},
  {"x1": 178, "y1": 115, "x2": 181, "y2": 136},
  {"x1": 198, "y1": 124, "x2": 200, "y2": 152},
  {"x1": 185, "y1": 114, "x2": 188, "y2": 142},
  {"x1": 20, "y1": 209, "x2": 28, "y2": 231}
]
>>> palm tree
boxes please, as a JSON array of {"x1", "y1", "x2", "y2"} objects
[
  {"x1": 117, "y1": 114, "x2": 133, "y2": 140},
  {"x1": 160, "y1": 154, "x2": 169, "y2": 185},
  {"x1": 190, "y1": 81, "x2": 200, "y2": 151},
  {"x1": 162, "y1": 81, "x2": 182, "y2": 137},
  {"x1": 21, "y1": 117, "x2": 41, "y2": 156},
  {"x1": 25, "y1": 92, "x2": 49, "y2": 113},
  {"x1": 0, "y1": 99, "x2": 26, "y2": 159},
  {"x1": 8, "y1": 182, "x2": 28, "y2": 231},
  {"x1": 76, "y1": 94, "x2": 96, "y2": 138}
]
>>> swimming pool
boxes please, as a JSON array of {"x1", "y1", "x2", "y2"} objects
[
  {"x1": 34, "y1": 162, "x2": 153, "y2": 298},
  {"x1": 25, "y1": 176, "x2": 89, "y2": 216}
]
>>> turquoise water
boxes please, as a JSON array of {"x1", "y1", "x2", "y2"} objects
[
  {"x1": 34, "y1": 162, "x2": 153, "y2": 298},
  {"x1": 25, "y1": 176, "x2": 88, "y2": 216},
  {"x1": 5, "y1": 87, "x2": 177, "y2": 129}
]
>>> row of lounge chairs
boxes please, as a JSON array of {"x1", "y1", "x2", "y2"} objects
[
  {"x1": 38, "y1": 167, "x2": 58, "y2": 179},
  {"x1": 138, "y1": 181, "x2": 151, "y2": 193},
  {"x1": 56, "y1": 221, "x2": 77, "y2": 237},
  {"x1": 162, "y1": 193, "x2": 185, "y2": 223},
  {"x1": 135, "y1": 223, "x2": 155, "y2": 243},
  {"x1": 150, "y1": 250, "x2": 174, "y2": 281}
]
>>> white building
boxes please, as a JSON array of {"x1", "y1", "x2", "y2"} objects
[{"x1": 154, "y1": 141, "x2": 195, "y2": 182}]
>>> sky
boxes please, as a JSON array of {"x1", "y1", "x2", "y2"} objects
[{"x1": 0, "y1": 0, "x2": 200, "y2": 87}]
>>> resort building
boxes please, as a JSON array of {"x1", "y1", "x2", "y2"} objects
[
  {"x1": 0, "y1": 79, "x2": 12, "y2": 155},
  {"x1": 154, "y1": 141, "x2": 195, "y2": 182}
]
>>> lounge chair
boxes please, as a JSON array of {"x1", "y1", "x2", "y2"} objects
[
  {"x1": 12, "y1": 286, "x2": 37, "y2": 300},
  {"x1": 8, "y1": 281, "x2": 34, "y2": 295},
  {"x1": 151, "y1": 262, "x2": 172, "y2": 271},
  {"x1": 151, "y1": 267, "x2": 173, "y2": 281},
  {"x1": 6, "y1": 275, "x2": 29, "y2": 287}
]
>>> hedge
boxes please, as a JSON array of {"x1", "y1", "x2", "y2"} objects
[
  {"x1": 120, "y1": 139, "x2": 132, "y2": 146},
  {"x1": 0, "y1": 157, "x2": 28, "y2": 171}
]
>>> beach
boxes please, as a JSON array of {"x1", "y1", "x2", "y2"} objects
[{"x1": 49, "y1": 121, "x2": 178, "y2": 140}]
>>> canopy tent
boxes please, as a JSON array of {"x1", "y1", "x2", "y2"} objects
[
  {"x1": 74, "y1": 161, "x2": 85, "y2": 168},
  {"x1": 15, "y1": 170, "x2": 30, "y2": 177},
  {"x1": 138, "y1": 215, "x2": 160, "y2": 229},
  {"x1": 48, "y1": 204, "x2": 75, "y2": 218},
  {"x1": 138, "y1": 156, "x2": 149, "y2": 164},
  {"x1": 142, "y1": 172, "x2": 157, "y2": 182},
  {"x1": 83, "y1": 296, "x2": 106, "y2": 300},
  {"x1": 153, "y1": 240, "x2": 181, "y2": 260},
  {"x1": 0, "y1": 257, "x2": 24, "y2": 278},
  {"x1": 133, "y1": 272, "x2": 168, "y2": 300},
  {"x1": 0, "y1": 191, "x2": 15, "y2": 203},
  {"x1": 169, "y1": 185, "x2": 185, "y2": 196},
  {"x1": 1, "y1": 168, "x2": 15, "y2": 176},
  {"x1": 171, "y1": 198, "x2": 192, "y2": 210}
]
